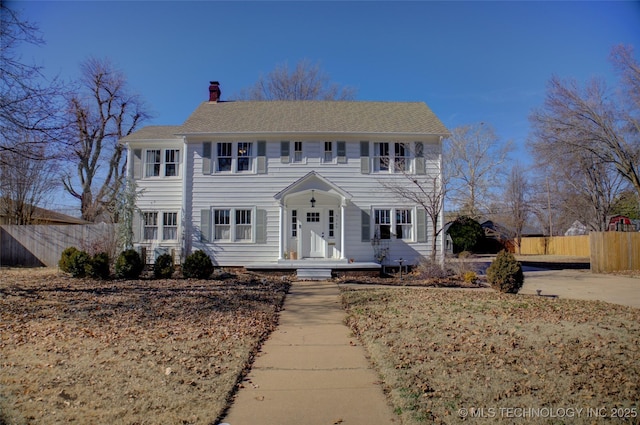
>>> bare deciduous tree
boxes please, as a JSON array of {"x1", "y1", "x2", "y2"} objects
[
  {"x1": 529, "y1": 139, "x2": 624, "y2": 232},
  {"x1": 0, "y1": 133, "x2": 59, "y2": 224},
  {"x1": 530, "y1": 45, "x2": 640, "y2": 199},
  {"x1": 236, "y1": 59, "x2": 356, "y2": 100},
  {"x1": 379, "y1": 144, "x2": 446, "y2": 263},
  {"x1": 444, "y1": 122, "x2": 513, "y2": 219},
  {"x1": 502, "y1": 163, "x2": 530, "y2": 254},
  {"x1": 62, "y1": 58, "x2": 149, "y2": 222},
  {"x1": 0, "y1": 3, "x2": 65, "y2": 161}
]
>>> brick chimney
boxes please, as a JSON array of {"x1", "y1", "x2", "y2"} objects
[{"x1": 208, "y1": 81, "x2": 221, "y2": 102}]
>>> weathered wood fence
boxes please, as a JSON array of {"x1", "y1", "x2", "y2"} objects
[
  {"x1": 0, "y1": 224, "x2": 117, "y2": 267},
  {"x1": 519, "y1": 233, "x2": 640, "y2": 272},
  {"x1": 590, "y1": 232, "x2": 640, "y2": 273},
  {"x1": 519, "y1": 235, "x2": 590, "y2": 257}
]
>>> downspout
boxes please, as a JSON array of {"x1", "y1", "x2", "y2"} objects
[
  {"x1": 181, "y1": 136, "x2": 189, "y2": 261},
  {"x1": 438, "y1": 135, "x2": 445, "y2": 265}
]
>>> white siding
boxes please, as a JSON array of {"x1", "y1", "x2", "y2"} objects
[
  {"x1": 187, "y1": 137, "x2": 444, "y2": 266},
  {"x1": 127, "y1": 141, "x2": 185, "y2": 260}
]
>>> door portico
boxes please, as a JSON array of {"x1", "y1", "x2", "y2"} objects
[{"x1": 274, "y1": 172, "x2": 351, "y2": 261}]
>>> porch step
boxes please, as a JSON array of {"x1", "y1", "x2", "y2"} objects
[{"x1": 296, "y1": 268, "x2": 332, "y2": 281}]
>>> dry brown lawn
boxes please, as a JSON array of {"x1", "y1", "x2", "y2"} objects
[
  {"x1": 0, "y1": 268, "x2": 289, "y2": 425},
  {"x1": 342, "y1": 286, "x2": 640, "y2": 425}
]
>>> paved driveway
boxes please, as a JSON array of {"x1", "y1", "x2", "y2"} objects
[{"x1": 521, "y1": 269, "x2": 640, "y2": 308}]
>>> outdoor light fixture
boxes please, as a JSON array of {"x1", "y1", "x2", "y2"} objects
[{"x1": 310, "y1": 190, "x2": 316, "y2": 208}]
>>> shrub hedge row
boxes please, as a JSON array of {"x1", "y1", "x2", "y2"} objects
[{"x1": 59, "y1": 248, "x2": 213, "y2": 280}]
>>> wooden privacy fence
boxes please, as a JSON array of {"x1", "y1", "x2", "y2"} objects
[
  {"x1": 0, "y1": 223, "x2": 117, "y2": 267},
  {"x1": 590, "y1": 232, "x2": 640, "y2": 273},
  {"x1": 519, "y1": 235, "x2": 590, "y2": 257}
]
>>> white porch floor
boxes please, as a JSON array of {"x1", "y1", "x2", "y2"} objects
[{"x1": 246, "y1": 259, "x2": 381, "y2": 271}]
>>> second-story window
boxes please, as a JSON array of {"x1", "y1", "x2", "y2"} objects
[
  {"x1": 394, "y1": 143, "x2": 409, "y2": 172},
  {"x1": 145, "y1": 150, "x2": 161, "y2": 177},
  {"x1": 237, "y1": 142, "x2": 253, "y2": 172},
  {"x1": 215, "y1": 142, "x2": 255, "y2": 173},
  {"x1": 293, "y1": 141, "x2": 303, "y2": 163},
  {"x1": 144, "y1": 149, "x2": 180, "y2": 178},
  {"x1": 324, "y1": 142, "x2": 333, "y2": 163},
  {"x1": 374, "y1": 143, "x2": 390, "y2": 172},
  {"x1": 217, "y1": 143, "x2": 232, "y2": 172},
  {"x1": 164, "y1": 149, "x2": 180, "y2": 176}
]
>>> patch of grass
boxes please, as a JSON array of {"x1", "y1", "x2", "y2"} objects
[
  {"x1": 0, "y1": 268, "x2": 289, "y2": 425},
  {"x1": 343, "y1": 287, "x2": 640, "y2": 425}
]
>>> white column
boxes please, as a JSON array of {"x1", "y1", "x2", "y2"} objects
[
  {"x1": 278, "y1": 203, "x2": 284, "y2": 260},
  {"x1": 340, "y1": 200, "x2": 346, "y2": 260}
]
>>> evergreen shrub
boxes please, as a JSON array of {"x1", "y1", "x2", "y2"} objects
[
  {"x1": 59, "y1": 247, "x2": 79, "y2": 273},
  {"x1": 68, "y1": 250, "x2": 91, "y2": 278},
  {"x1": 86, "y1": 252, "x2": 110, "y2": 279},
  {"x1": 182, "y1": 250, "x2": 213, "y2": 279},
  {"x1": 154, "y1": 253, "x2": 175, "y2": 279},
  {"x1": 486, "y1": 250, "x2": 524, "y2": 293},
  {"x1": 115, "y1": 249, "x2": 144, "y2": 279}
]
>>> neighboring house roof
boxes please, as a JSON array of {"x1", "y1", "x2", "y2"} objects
[
  {"x1": 481, "y1": 220, "x2": 544, "y2": 239},
  {"x1": 565, "y1": 220, "x2": 589, "y2": 236},
  {"x1": 177, "y1": 101, "x2": 450, "y2": 136},
  {"x1": 0, "y1": 203, "x2": 87, "y2": 225}
]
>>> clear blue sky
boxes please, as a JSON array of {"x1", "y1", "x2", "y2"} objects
[{"x1": 11, "y1": 0, "x2": 640, "y2": 212}]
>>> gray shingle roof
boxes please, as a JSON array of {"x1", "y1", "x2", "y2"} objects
[
  {"x1": 120, "y1": 125, "x2": 182, "y2": 142},
  {"x1": 180, "y1": 101, "x2": 449, "y2": 136},
  {"x1": 120, "y1": 101, "x2": 450, "y2": 142}
]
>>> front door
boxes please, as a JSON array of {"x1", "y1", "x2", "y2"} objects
[{"x1": 302, "y1": 210, "x2": 325, "y2": 258}]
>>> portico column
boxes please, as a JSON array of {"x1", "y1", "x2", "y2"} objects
[
  {"x1": 340, "y1": 200, "x2": 346, "y2": 260},
  {"x1": 278, "y1": 203, "x2": 284, "y2": 260}
]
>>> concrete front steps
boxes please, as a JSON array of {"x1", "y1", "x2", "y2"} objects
[{"x1": 296, "y1": 268, "x2": 332, "y2": 280}]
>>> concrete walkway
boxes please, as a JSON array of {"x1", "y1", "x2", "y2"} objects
[{"x1": 220, "y1": 280, "x2": 397, "y2": 425}]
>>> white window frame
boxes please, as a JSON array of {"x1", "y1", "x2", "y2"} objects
[
  {"x1": 372, "y1": 207, "x2": 415, "y2": 241},
  {"x1": 145, "y1": 150, "x2": 161, "y2": 177},
  {"x1": 371, "y1": 142, "x2": 418, "y2": 174},
  {"x1": 141, "y1": 211, "x2": 180, "y2": 241},
  {"x1": 211, "y1": 207, "x2": 256, "y2": 242},
  {"x1": 395, "y1": 209, "x2": 413, "y2": 240},
  {"x1": 162, "y1": 212, "x2": 178, "y2": 240},
  {"x1": 144, "y1": 148, "x2": 181, "y2": 178},
  {"x1": 143, "y1": 211, "x2": 158, "y2": 240},
  {"x1": 164, "y1": 149, "x2": 180, "y2": 177},
  {"x1": 216, "y1": 142, "x2": 233, "y2": 172},
  {"x1": 293, "y1": 141, "x2": 304, "y2": 164},
  {"x1": 374, "y1": 209, "x2": 391, "y2": 239},
  {"x1": 215, "y1": 142, "x2": 256, "y2": 173},
  {"x1": 394, "y1": 143, "x2": 410, "y2": 173},
  {"x1": 323, "y1": 141, "x2": 334, "y2": 163},
  {"x1": 236, "y1": 142, "x2": 253, "y2": 172},
  {"x1": 213, "y1": 209, "x2": 231, "y2": 241}
]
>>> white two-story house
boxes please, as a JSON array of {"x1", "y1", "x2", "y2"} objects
[{"x1": 120, "y1": 82, "x2": 449, "y2": 272}]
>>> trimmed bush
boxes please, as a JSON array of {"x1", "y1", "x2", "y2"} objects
[
  {"x1": 486, "y1": 250, "x2": 524, "y2": 293},
  {"x1": 154, "y1": 253, "x2": 175, "y2": 279},
  {"x1": 68, "y1": 250, "x2": 90, "y2": 278},
  {"x1": 86, "y1": 252, "x2": 110, "y2": 279},
  {"x1": 59, "y1": 247, "x2": 80, "y2": 273},
  {"x1": 182, "y1": 250, "x2": 213, "y2": 279},
  {"x1": 115, "y1": 249, "x2": 144, "y2": 279}
]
